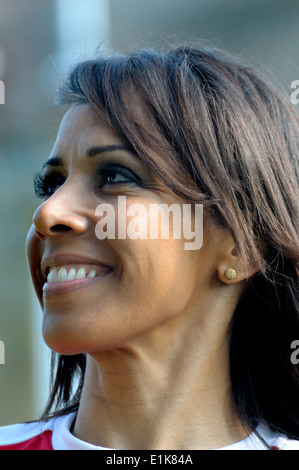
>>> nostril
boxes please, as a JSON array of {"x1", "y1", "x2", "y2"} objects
[{"x1": 50, "y1": 224, "x2": 72, "y2": 233}]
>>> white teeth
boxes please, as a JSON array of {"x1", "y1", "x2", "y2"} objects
[
  {"x1": 66, "y1": 268, "x2": 76, "y2": 281},
  {"x1": 75, "y1": 267, "x2": 86, "y2": 279},
  {"x1": 47, "y1": 266, "x2": 97, "y2": 283},
  {"x1": 47, "y1": 268, "x2": 58, "y2": 283},
  {"x1": 57, "y1": 267, "x2": 67, "y2": 282}
]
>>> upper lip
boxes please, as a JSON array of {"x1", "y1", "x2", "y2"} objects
[{"x1": 40, "y1": 253, "x2": 114, "y2": 282}]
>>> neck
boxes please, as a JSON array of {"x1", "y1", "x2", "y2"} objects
[{"x1": 72, "y1": 312, "x2": 247, "y2": 449}]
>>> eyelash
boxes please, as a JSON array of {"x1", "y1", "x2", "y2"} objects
[
  {"x1": 33, "y1": 164, "x2": 141, "y2": 200},
  {"x1": 33, "y1": 172, "x2": 66, "y2": 199}
]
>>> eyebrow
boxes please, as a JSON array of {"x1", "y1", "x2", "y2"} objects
[
  {"x1": 86, "y1": 144, "x2": 135, "y2": 158},
  {"x1": 42, "y1": 145, "x2": 137, "y2": 169}
]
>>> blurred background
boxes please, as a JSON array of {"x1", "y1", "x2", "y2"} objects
[{"x1": 0, "y1": 0, "x2": 299, "y2": 425}]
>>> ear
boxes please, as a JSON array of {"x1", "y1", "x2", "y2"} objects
[{"x1": 216, "y1": 239, "x2": 259, "y2": 285}]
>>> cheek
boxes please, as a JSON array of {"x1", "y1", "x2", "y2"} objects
[
  {"x1": 25, "y1": 225, "x2": 37, "y2": 263},
  {"x1": 115, "y1": 194, "x2": 205, "y2": 292},
  {"x1": 25, "y1": 225, "x2": 44, "y2": 304},
  {"x1": 107, "y1": 236, "x2": 204, "y2": 333}
]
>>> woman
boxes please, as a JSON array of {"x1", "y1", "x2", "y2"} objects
[{"x1": 0, "y1": 45, "x2": 298, "y2": 450}]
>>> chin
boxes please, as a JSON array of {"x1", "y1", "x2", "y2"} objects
[
  {"x1": 41, "y1": 313, "x2": 127, "y2": 356},
  {"x1": 41, "y1": 316, "x2": 88, "y2": 356},
  {"x1": 42, "y1": 335, "x2": 85, "y2": 356}
]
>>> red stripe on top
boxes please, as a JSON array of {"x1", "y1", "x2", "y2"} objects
[{"x1": 0, "y1": 430, "x2": 53, "y2": 450}]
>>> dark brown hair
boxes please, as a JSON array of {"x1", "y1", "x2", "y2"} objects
[{"x1": 40, "y1": 45, "x2": 299, "y2": 443}]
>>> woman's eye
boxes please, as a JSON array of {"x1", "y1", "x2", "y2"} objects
[
  {"x1": 105, "y1": 171, "x2": 132, "y2": 184},
  {"x1": 33, "y1": 164, "x2": 142, "y2": 200},
  {"x1": 33, "y1": 172, "x2": 66, "y2": 199},
  {"x1": 97, "y1": 165, "x2": 141, "y2": 188}
]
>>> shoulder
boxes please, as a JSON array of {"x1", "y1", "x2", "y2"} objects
[
  {"x1": 218, "y1": 422, "x2": 299, "y2": 450},
  {"x1": 256, "y1": 423, "x2": 299, "y2": 450},
  {"x1": 274, "y1": 436, "x2": 299, "y2": 450},
  {"x1": 258, "y1": 423, "x2": 299, "y2": 450},
  {"x1": 0, "y1": 411, "x2": 78, "y2": 450},
  {"x1": 0, "y1": 416, "x2": 57, "y2": 450},
  {"x1": 0, "y1": 412, "x2": 111, "y2": 450}
]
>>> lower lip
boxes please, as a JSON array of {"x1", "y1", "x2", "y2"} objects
[{"x1": 42, "y1": 273, "x2": 110, "y2": 296}]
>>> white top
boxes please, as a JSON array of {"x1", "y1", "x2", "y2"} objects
[{"x1": 1, "y1": 411, "x2": 299, "y2": 450}]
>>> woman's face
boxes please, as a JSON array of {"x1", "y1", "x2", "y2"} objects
[{"x1": 26, "y1": 103, "x2": 224, "y2": 355}]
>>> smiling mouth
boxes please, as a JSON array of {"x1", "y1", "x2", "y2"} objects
[
  {"x1": 42, "y1": 264, "x2": 113, "y2": 296},
  {"x1": 47, "y1": 265, "x2": 103, "y2": 283}
]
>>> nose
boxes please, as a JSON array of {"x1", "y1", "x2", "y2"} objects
[{"x1": 33, "y1": 184, "x2": 90, "y2": 239}]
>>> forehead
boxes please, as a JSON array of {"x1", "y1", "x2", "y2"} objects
[
  {"x1": 45, "y1": 103, "x2": 136, "y2": 169},
  {"x1": 56, "y1": 103, "x2": 124, "y2": 147}
]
